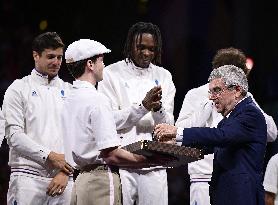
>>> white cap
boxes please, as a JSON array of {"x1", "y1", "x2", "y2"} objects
[{"x1": 65, "y1": 39, "x2": 111, "y2": 63}]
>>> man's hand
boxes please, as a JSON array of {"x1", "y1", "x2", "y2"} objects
[
  {"x1": 154, "y1": 123, "x2": 177, "y2": 142},
  {"x1": 142, "y1": 86, "x2": 162, "y2": 111},
  {"x1": 265, "y1": 191, "x2": 275, "y2": 205},
  {"x1": 47, "y1": 171, "x2": 69, "y2": 197},
  {"x1": 46, "y1": 152, "x2": 73, "y2": 175}
]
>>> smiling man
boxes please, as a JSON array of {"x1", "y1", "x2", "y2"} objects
[
  {"x1": 154, "y1": 65, "x2": 267, "y2": 205},
  {"x1": 175, "y1": 47, "x2": 277, "y2": 205},
  {"x1": 98, "y1": 22, "x2": 176, "y2": 205},
  {"x1": 2, "y1": 32, "x2": 73, "y2": 205}
]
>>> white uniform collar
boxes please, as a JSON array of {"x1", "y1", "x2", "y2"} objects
[
  {"x1": 31, "y1": 69, "x2": 59, "y2": 86},
  {"x1": 73, "y1": 80, "x2": 96, "y2": 90},
  {"x1": 126, "y1": 59, "x2": 153, "y2": 76}
]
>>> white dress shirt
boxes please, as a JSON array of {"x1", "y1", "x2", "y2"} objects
[{"x1": 62, "y1": 80, "x2": 121, "y2": 169}]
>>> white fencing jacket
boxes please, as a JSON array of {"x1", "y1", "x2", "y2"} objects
[
  {"x1": 98, "y1": 60, "x2": 175, "y2": 147},
  {"x1": 176, "y1": 83, "x2": 277, "y2": 181},
  {"x1": 263, "y1": 153, "x2": 278, "y2": 205},
  {"x1": 0, "y1": 108, "x2": 5, "y2": 147},
  {"x1": 2, "y1": 69, "x2": 72, "y2": 177}
]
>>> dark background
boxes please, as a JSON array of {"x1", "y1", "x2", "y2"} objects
[{"x1": 1, "y1": 0, "x2": 278, "y2": 204}]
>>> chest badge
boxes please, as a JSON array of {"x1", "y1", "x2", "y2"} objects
[{"x1": 31, "y1": 90, "x2": 37, "y2": 96}]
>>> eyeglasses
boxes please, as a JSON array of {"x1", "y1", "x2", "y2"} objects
[{"x1": 208, "y1": 85, "x2": 236, "y2": 97}]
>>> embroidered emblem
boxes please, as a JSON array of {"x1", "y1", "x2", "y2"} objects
[
  {"x1": 60, "y1": 89, "x2": 67, "y2": 100},
  {"x1": 155, "y1": 79, "x2": 159, "y2": 86},
  {"x1": 32, "y1": 91, "x2": 37, "y2": 96}
]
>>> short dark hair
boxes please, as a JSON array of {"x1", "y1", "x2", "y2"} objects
[
  {"x1": 123, "y1": 22, "x2": 162, "y2": 65},
  {"x1": 66, "y1": 55, "x2": 101, "y2": 79},
  {"x1": 32, "y1": 32, "x2": 64, "y2": 55},
  {"x1": 212, "y1": 47, "x2": 248, "y2": 74}
]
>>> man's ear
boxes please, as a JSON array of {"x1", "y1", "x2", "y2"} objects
[
  {"x1": 87, "y1": 60, "x2": 94, "y2": 71},
  {"x1": 235, "y1": 86, "x2": 242, "y2": 98},
  {"x1": 33, "y1": 51, "x2": 39, "y2": 61}
]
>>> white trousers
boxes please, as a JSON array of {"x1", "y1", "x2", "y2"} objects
[
  {"x1": 120, "y1": 169, "x2": 168, "y2": 205},
  {"x1": 7, "y1": 174, "x2": 73, "y2": 205},
  {"x1": 190, "y1": 182, "x2": 210, "y2": 205}
]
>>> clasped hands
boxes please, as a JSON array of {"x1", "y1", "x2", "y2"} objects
[
  {"x1": 153, "y1": 123, "x2": 178, "y2": 144},
  {"x1": 46, "y1": 152, "x2": 74, "y2": 196},
  {"x1": 46, "y1": 152, "x2": 74, "y2": 175},
  {"x1": 142, "y1": 86, "x2": 162, "y2": 111}
]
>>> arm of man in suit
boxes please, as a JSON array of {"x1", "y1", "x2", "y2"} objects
[{"x1": 155, "y1": 105, "x2": 266, "y2": 147}]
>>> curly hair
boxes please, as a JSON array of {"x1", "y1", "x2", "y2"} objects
[{"x1": 212, "y1": 47, "x2": 248, "y2": 75}]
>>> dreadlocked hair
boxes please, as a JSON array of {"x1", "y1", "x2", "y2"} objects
[{"x1": 123, "y1": 22, "x2": 162, "y2": 65}]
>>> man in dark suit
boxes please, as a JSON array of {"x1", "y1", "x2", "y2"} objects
[{"x1": 154, "y1": 65, "x2": 267, "y2": 205}]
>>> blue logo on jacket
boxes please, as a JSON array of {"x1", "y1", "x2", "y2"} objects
[
  {"x1": 60, "y1": 89, "x2": 66, "y2": 100},
  {"x1": 32, "y1": 91, "x2": 37, "y2": 96}
]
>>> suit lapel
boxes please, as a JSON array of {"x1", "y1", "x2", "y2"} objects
[{"x1": 228, "y1": 96, "x2": 252, "y2": 119}]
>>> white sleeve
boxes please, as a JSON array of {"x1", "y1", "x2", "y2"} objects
[
  {"x1": 0, "y1": 108, "x2": 5, "y2": 147},
  {"x1": 112, "y1": 104, "x2": 149, "y2": 130},
  {"x1": 152, "y1": 72, "x2": 175, "y2": 125},
  {"x1": 175, "y1": 89, "x2": 213, "y2": 128},
  {"x1": 98, "y1": 71, "x2": 149, "y2": 130},
  {"x1": 263, "y1": 154, "x2": 278, "y2": 194},
  {"x1": 248, "y1": 93, "x2": 277, "y2": 142},
  {"x1": 2, "y1": 81, "x2": 51, "y2": 165}
]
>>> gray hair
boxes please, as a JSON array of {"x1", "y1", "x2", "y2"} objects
[{"x1": 208, "y1": 65, "x2": 248, "y2": 94}]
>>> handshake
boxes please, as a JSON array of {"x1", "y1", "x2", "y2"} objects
[{"x1": 153, "y1": 123, "x2": 178, "y2": 144}]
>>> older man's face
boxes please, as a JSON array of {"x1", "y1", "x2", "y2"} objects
[{"x1": 208, "y1": 78, "x2": 238, "y2": 117}]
